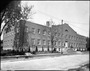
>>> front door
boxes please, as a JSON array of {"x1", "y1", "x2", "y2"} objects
[{"x1": 65, "y1": 41, "x2": 68, "y2": 48}]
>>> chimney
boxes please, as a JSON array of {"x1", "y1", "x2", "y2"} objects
[
  {"x1": 61, "y1": 20, "x2": 63, "y2": 24},
  {"x1": 46, "y1": 21, "x2": 50, "y2": 27}
]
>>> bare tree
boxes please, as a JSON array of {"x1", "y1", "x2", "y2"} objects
[
  {"x1": 1, "y1": 1, "x2": 21, "y2": 34},
  {"x1": 0, "y1": 0, "x2": 35, "y2": 36},
  {"x1": 1, "y1": 1, "x2": 35, "y2": 51}
]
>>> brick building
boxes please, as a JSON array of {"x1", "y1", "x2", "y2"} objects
[
  {"x1": 52, "y1": 23, "x2": 87, "y2": 51},
  {"x1": 3, "y1": 26, "x2": 15, "y2": 50},
  {"x1": 25, "y1": 21, "x2": 52, "y2": 52},
  {"x1": 3, "y1": 20, "x2": 87, "y2": 52}
]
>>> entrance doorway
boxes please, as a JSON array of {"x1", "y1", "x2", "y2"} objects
[{"x1": 65, "y1": 41, "x2": 68, "y2": 48}]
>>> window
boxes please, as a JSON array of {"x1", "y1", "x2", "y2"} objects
[
  {"x1": 26, "y1": 27, "x2": 28, "y2": 32},
  {"x1": 62, "y1": 42, "x2": 64, "y2": 46},
  {"x1": 43, "y1": 30, "x2": 46, "y2": 35},
  {"x1": 78, "y1": 38, "x2": 80, "y2": 41},
  {"x1": 77, "y1": 44, "x2": 78, "y2": 47},
  {"x1": 48, "y1": 40, "x2": 51, "y2": 45},
  {"x1": 73, "y1": 36, "x2": 74, "y2": 40},
  {"x1": 55, "y1": 41, "x2": 56, "y2": 45},
  {"x1": 70, "y1": 36, "x2": 73, "y2": 40},
  {"x1": 55, "y1": 29, "x2": 57, "y2": 32},
  {"x1": 69, "y1": 35, "x2": 71, "y2": 39},
  {"x1": 76, "y1": 44, "x2": 77, "y2": 47},
  {"x1": 37, "y1": 39, "x2": 41, "y2": 45},
  {"x1": 65, "y1": 29, "x2": 68, "y2": 32},
  {"x1": 69, "y1": 43, "x2": 71, "y2": 46},
  {"x1": 32, "y1": 28, "x2": 35, "y2": 34},
  {"x1": 72, "y1": 43, "x2": 74, "y2": 46},
  {"x1": 77, "y1": 37, "x2": 78, "y2": 40},
  {"x1": 32, "y1": 38, "x2": 35, "y2": 45},
  {"x1": 38, "y1": 29, "x2": 40, "y2": 34},
  {"x1": 65, "y1": 35, "x2": 68, "y2": 39},
  {"x1": 16, "y1": 28, "x2": 19, "y2": 33},
  {"x1": 55, "y1": 32, "x2": 57, "y2": 36},
  {"x1": 48, "y1": 31, "x2": 51, "y2": 36},
  {"x1": 61, "y1": 34, "x2": 63, "y2": 37},
  {"x1": 74, "y1": 43, "x2": 75, "y2": 46},
  {"x1": 11, "y1": 28, "x2": 14, "y2": 31},
  {"x1": 58, "y1": 41, "x2": 61, "y2": 46},
  {"x1": 58, "y1": 33, "x2": 60, "y2": 37},
  {"x1": 43, "y1": 40, "x2": 46, "y2": 45},
  {"x1": 74, "y1": 36, "x2": 76, "y2": 40},
  {"x1": 55, "y1": 41, "x2": 57, "y2": 46},
  {"x1": 11, "y1": 39, "x2": 13, "y2": 41}
]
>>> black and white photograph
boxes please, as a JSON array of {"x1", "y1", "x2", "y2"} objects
[{"x1": 0, "y1": 0, "x2": 89, "y2": 71}]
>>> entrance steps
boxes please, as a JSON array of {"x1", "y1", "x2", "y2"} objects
[{"x1": 63, "y1": 48, "x2": 76, "y2": 54}]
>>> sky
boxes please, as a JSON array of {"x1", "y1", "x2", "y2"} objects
[
  {"x1": 21, "y1": 1, "x2": 89, "y2": 37},
  {"x1": 1, "y1": 1, "x2": 89, "y2": 40}
]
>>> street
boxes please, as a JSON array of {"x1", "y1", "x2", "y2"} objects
[{"x1": 1, "y1": 52, "x2": 89, "y2": 70}]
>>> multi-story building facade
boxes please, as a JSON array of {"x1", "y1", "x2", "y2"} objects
[
  {"x1": 3, "y1": 26, "x2": 15, "y2": 50},
  {"x1": 3, "y1": 20, "x2": 87, "y2": 52},
  {"x1": 52, "y1": 23, "x2": 87, "y2": 51},
  {"x1": 25, "y1": 21, "x2": 52, "y2": 52}
]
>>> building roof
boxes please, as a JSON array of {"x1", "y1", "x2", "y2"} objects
[
  {"x1": 25, "y1": 20, "x2": 86, "y2": 37},
  {"x1": 26, "y1": 21, "x2": 51, "y2": 29}
]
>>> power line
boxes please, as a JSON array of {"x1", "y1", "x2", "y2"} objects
[
  {"x1": 34, "y1": 9, "x2": 89, "y2": 32},
  {"x1": 35, "y1": 9, "x2": 62, "y2": 20},
  {"x1": 63, "y1": 20, "x2": 89, "y2": 25},
  {"x1": 35, "y1": 9, "x2": 88, "y2": 24},
  {"x1": 68, "y1": 23, "x2": 89, "y2": 33}
]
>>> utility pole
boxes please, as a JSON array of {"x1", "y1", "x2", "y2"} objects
[{"x1": 61, "y1": 19, "x2": 63, "y2": 54}]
